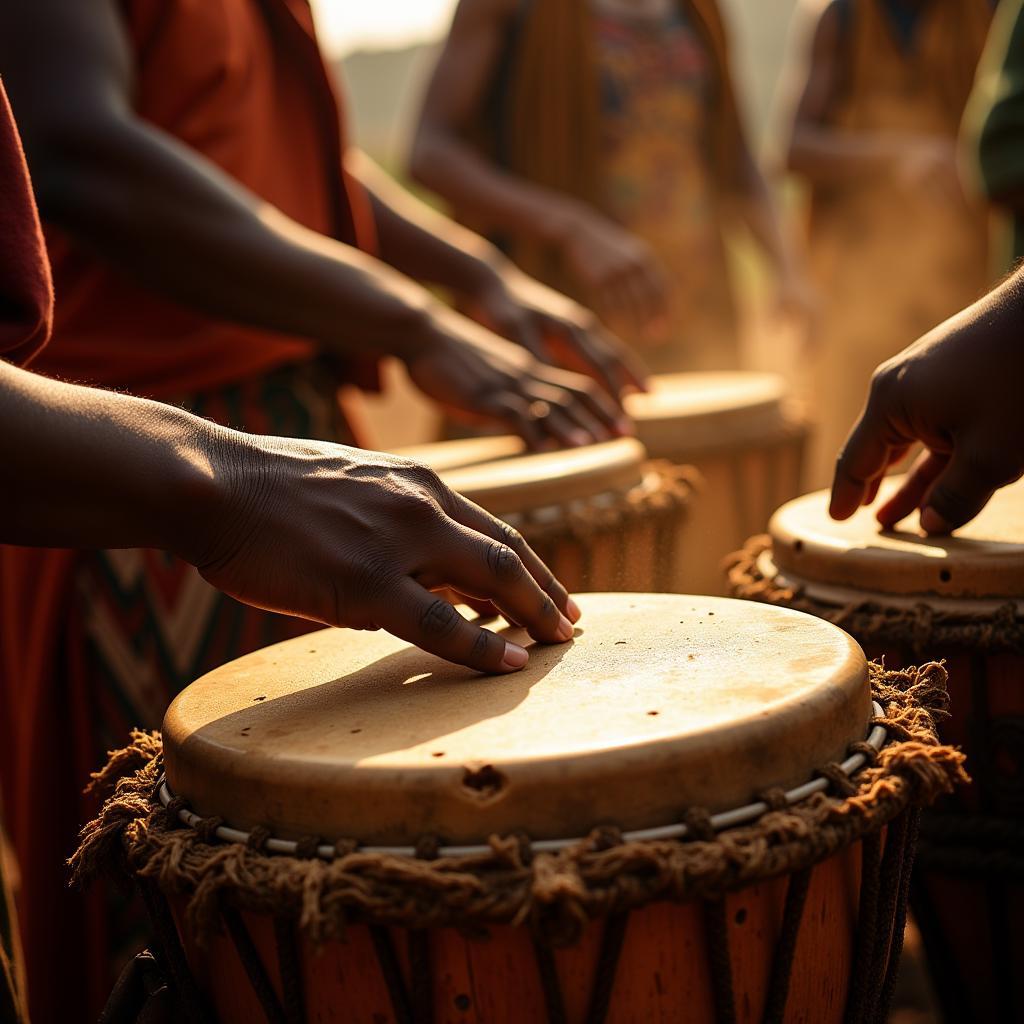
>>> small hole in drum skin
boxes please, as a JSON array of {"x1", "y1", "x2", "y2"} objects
[
  {"x1": 432, "y1": 751, "x2": 445, "y2": 758},
  {"x1": 939, "y1": 569, "x2": 952, "y2": 584},
  {"x1": 454, "y1": 994, "x2": 472, "y2": 1012},
  {"x1": 462, "y1": 764, "x2": 506, "y2": 799},
  {"x1": 793, "y1": 540, "x2": 804, "y2": 554},
  {"x1": 350, "y1": 728, "x2": 361, "y2": 734},
  {"x1": 253, "y1": 695, "x2": 266, "y2": 702},
  {"x1": 735, "y1": 908, "x2": 748, "y2": 925},
  {"x1": 647, "y1": 710, "x2": 659, "y2": 717}
]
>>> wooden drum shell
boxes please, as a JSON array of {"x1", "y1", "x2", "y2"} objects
[
  {"x1": 626, "y1": 373, "x2": 809, "y2": 596},
  {"x1": 171, "y1": 837, "x2": 902, "y2": 1024}
]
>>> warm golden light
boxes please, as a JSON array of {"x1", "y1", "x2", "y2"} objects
[{"x1": 309, "y1": 0, "x2": 458, "y2": 56}]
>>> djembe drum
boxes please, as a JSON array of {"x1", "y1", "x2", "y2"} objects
[
  {"x1": 76, "y1": 594, "x2": 962, "y2": 1024},
  {"x1": 393, "y1": 437, "x2": 694, "y2": 592},
  {"x1": 727, "y1": 479, "x2": 1024, "y2": 1022},
  {"x1": 625, "y1": 372, "x2": 809, "y2": 595}
]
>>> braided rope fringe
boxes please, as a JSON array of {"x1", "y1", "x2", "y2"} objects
[
  {"x1": 71, "y1": 664, "x2": 964, "y2": 948},
  {"x1": 725, "y1": 536, "x2": 1024, "y2": 656},
  {"x1": 515, "y1": 461, "x2": 698, "y2": 548}
]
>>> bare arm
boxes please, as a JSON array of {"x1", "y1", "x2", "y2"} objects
[
  {"x1": 410, "y1": 0, "x2": 583, "y2": 245},
  {"x1": 410, "y1": 0, "x2": 667, "y2": 335},
  {"x1": 0, "y1": 0, "x2": 629, "y2": 444},
  {"x1": 0, "y1": 358, "x2": 581, "y2": 671}
]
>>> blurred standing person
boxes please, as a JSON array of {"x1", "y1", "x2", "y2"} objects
[
  {"x1": 412, "y1": 0, "x2": 811, "y2": 373},
  {"x1": 0, "y1": 1, "x2": 644, "y2": 1020},
  {"x1": 783, "y1": 0, "x2": 994, "y2": 487}
]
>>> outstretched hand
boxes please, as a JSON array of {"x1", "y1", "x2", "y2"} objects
[
  {"x1": 829, "y1": 275, "x2": 1024, "y2": 534},
  {"x1": 186, "y1": 433, "x2": 579, "y2": 673},
  {"x1": 470, "y1": 266, "x2": 650, "y2": 401}
]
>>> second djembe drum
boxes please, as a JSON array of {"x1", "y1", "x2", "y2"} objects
[
  {"x1": 625, "y1": 372, "x2": 809, "y2": 595},
  {"x1": 394, "y1": 436, "x2": 694, "y2": 592},
  {"x1": 728, "y1": 479, "x2": 1024, "y2": 1022},
  {"x1": 76, "y1": 594, "x2": 963, "y2": 1024}
]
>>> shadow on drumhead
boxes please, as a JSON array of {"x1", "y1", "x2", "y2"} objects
[{"x1": 181, "y1": 624, "x2": 582, "y2": 763}]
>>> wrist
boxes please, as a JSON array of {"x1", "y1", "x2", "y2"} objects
[
  {"x1": 155, "y1": 414, "x2": 252, "y2": 567},
  {"x1": 539, "y1": 198, "x2": 586, "y2": 248}
]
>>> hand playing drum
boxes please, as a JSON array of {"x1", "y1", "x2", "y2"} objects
[{"x1": 830, "y1": 267, "x2": 1024, "y2": 533}]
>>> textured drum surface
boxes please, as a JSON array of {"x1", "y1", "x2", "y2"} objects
[
  {"x1": 163, "y1": 594, "x2": 870, "y2": 845},
  {"x1": 393, "y1": 436, "x2": 645, "y2": 516},
  {"x1": 768, "y1": 477, "x2": 1024, "y2": 600},
  {"x1": 625, "y1": 371, "x2": 793, "y2": 459}
]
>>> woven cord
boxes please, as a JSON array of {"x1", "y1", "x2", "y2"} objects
[
  {"x1": 222, "y1": 905, "x2": 288, "y2": 1024},
  {"x1": 762, "y1": 867, "x2": 812, "y2": 1024}
]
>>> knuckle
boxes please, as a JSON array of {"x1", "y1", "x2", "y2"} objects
[
  {"x1": 469, "y1": 629, "x2": 493, "y2": 665},
  {"x1": 494, "y1": 518, "x2": 525, "y2": 552},
  {"x1": 419, "y1": 597, "x2": 462, "y2": 639},
  {"x1": 486, "y1": 542, "x2": 525, "y2": 583},
  {"x1": 963, "y1": 449, "x2": 1016, "y2": 487}
]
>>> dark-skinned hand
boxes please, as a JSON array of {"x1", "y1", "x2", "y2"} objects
[
  {"x1": 830, "y1": 271, "x2": 1024, "y2": 534},
  {"x1": 554, "y1": 206, "x2": 670, "y2": 341},
  {"x1": 404, "y1": 304, "x2": 632, "y2": 448},
  {"x1": 468, "y1": 265, "x2": 650, "y2": 403},
  {"x1": 188, "y1": 432, "x2": 580, "y2": 673}
]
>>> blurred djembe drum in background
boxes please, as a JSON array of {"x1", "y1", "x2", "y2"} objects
[
  {"x1": 76, "y1": 594, "x2": 963, "y2": 1024},
  {"x1": 625, "y1": 372, "x2": 810, "y2": 595},
  {"x1": 393, "y1": 437, "x2": 694, "y2": 593},
  {"x1": 727, "y1": 480, "x2": 1024, "y2": 1022}
]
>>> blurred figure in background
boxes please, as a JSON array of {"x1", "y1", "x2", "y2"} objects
[
  {"x1": 783, "y1": 0, "x2": 994, "y2": 487},
  {"x1": 412, "y1": 0, "x2": 812, "y2": 373},
  {"x1": 966, "y1": 0, "x2": 1024, "y2": 272},
  {"x1": 0, "y1": 1, "x2": 642, "y2": 1019}
]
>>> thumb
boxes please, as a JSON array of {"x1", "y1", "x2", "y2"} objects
[{"x1": 919, "y1": 445, "x2": 1014, "y2": 534}]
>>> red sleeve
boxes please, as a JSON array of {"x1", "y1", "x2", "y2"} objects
[{"x1": 0, "y1": 80, "x2": 53, "y2": 366}]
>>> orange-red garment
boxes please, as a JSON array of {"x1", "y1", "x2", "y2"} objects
[
  {"x1": 0, "y1": 77, "x2": 55, "y2": 1024},
  {"x1": 33, "y1": 0, "x2": 378, "y2": 398},
  {"x1": 1, "y1": 5, "x2": 379, "y2": 1022}
]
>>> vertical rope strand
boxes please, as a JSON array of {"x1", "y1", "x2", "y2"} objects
[
  {"x1": 222, "y1": 906, "x2": 288, "y2": 1024},
  {"x1": 584, "y1": 912, "x2": 630, "y2": 1024},
  {"x1": 762, "y1": 867, "x2": 813, "y2": 1023}
]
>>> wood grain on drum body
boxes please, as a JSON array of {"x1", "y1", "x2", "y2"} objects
[
  {"x1": 625, "y1": 372, "x2": 810, "y2": 597},
  {"x1": 162, "y1": 594, "x2": 870, "y2": 846}
]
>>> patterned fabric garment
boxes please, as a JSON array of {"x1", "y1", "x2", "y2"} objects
[{"x1": 593, "y1": 5, "x2": 738, "y2": 372}]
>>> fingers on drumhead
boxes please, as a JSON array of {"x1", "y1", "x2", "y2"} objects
[{"x1": 382, "y1": 578, "x2": 529, "y2": 674}]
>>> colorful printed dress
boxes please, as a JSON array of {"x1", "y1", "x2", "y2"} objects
[{"x1": 593, "y1": 5, "x2": 739, "y2": 371}]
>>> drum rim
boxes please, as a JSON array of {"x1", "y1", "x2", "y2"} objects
[
  {"x1": 155, "y1": 701, "x2": 886, "y2": 860},
  {"x1": 757, "y1": 549, "x2": 1024, "y2": 618}
]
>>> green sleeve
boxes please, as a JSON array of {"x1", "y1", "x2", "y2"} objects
[{"x1": 965, "y1": 0, "x2": 1024, "y2": 201}]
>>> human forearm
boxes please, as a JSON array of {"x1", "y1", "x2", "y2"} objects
[
  {"x1": 349, "y1": 149, "x2": 510, "y2": 296},
  {"x1": 409, "y1": 128, "x2": 583, "y2": 248},
  {"x1": 0, "y1": 359, "x2": 223, "y2": 556},
  {"x1": 30, "y1": 118, "x2": 447, "y2": 361}
]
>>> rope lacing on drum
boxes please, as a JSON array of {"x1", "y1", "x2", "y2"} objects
[{"x1": 152, "y1": 702, "x2": 890, "y2": 860}]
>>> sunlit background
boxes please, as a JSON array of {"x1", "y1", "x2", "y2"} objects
[
  {"x1": 310, "y1": 0, "x2": 457, "y2": 56},
  {"x1": 311, "y1": 0, "x2": 803, "y2": 165}
]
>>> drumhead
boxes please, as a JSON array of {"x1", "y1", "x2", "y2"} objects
[
  {"x1": 395, "y1": 437, "x2": 647, "y2": 516},
  {"x1": 163, "y1": 594, "x2": 869, "y2": 845},
  {"x1": 625, "y1": 372, "x2": 797, "y2": 459},
  {"x1": 767, "y1": 477, "x2": 1024, "y2": 602}
]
